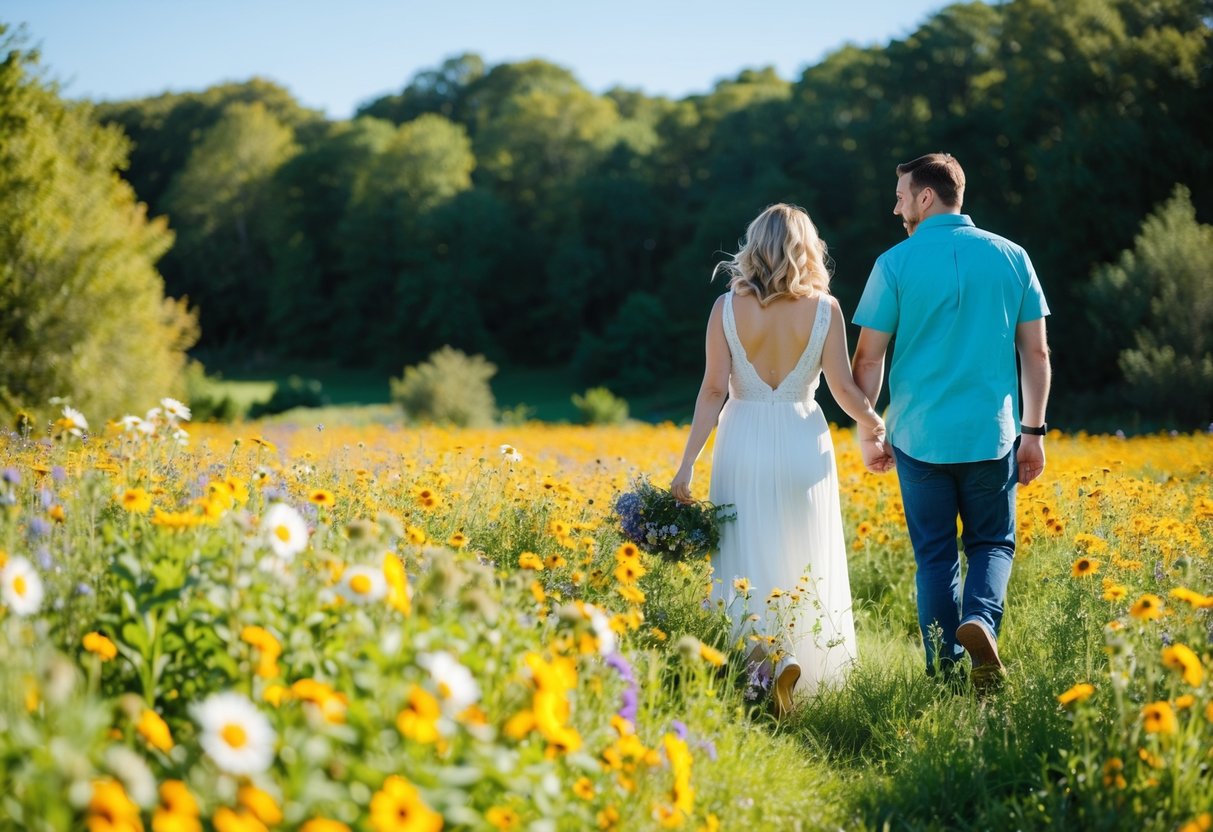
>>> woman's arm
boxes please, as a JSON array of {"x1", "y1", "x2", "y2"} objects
[
  {"x1": 821, "y1": 298, "x2": 883, "y2": 433},
  {"x1": 820, "y1": 297, "x2": 895, "y2": 472},
  {"x1": 671, "y1": 296, "x2": 731, "y2": 504}
]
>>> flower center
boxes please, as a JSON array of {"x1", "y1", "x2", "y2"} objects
[
  {"x1": 13, "y1": 576, "x2": 26, "y2": 597},
  {"x1": 221, "y1": 723, "x2": 248, "y2": 748},
  {"x1": 350, "y1": 575, "x2": 372, "y2": 595},
  {"x1": 274, "y1": 525, "x2": 291, "y2": 542}
]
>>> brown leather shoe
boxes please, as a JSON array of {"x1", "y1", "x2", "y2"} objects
[{"x1": 956, "y1": 620, "x2": 1006, "y2": 694}]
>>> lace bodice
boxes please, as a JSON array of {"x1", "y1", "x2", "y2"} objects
[{"x1": 721, "y1": 290, "x2": 832, "y2": 403}]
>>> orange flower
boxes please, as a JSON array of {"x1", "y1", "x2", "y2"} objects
[
  {"x1": 1128, "y1": 593, "x2": 1163, "y2": 621},
  {"x1": 1057, "y1": 683, "x2": 1095, "y2": 706},
  {"x1": 1070, "y1": 557, "x2": 1099, "y2": 578},
  {"x1": 1141, "y1": 701, "x2": 1178, "y2": 734}
]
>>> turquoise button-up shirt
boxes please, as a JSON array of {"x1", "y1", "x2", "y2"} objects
[{"x1": 853, "y1": 213, "x2": 1049, "y2": 464}]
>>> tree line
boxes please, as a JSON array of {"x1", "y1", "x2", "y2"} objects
[{"x1": 2, "y1": 0, "x2": 1211, "y2": 427}]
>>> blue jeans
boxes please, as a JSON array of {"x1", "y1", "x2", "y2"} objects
[{"x1": 893, "y1": 442, "x2": 1018, "y2": 674}]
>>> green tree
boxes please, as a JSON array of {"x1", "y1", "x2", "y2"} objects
[
  {"x1": 336, "y1": 114, "x2": 476, "y2": 362},
  {"x1": 0, "y1": 32, "x2": 197, "y2": 422},
  {"x1": 1088, "y1": 186, "x2": 1213, "y2": 426},
  {"x1": 161, "y1": 102, "x2": 299, "y2": 349},
  {"x1": 356, "y1": 53, "x2": 486, "y2": 124}
]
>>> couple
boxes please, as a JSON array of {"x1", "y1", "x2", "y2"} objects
[{"x1": 672, "y1": 153, "x2": 1052, "y2": 716}]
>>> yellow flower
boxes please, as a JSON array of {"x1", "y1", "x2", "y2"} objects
[
  {"x1": 1161, "y1": 643, "x2": 1204, "y2": 687},
  {"x1": 405, "y1": 524, "x2": 427, "y2": 544},
  {"x1": 120, "y1": 488, "x2": 152, "y2": 513},
  {"x1": 732, "y1": 577, "x2": 751, "y2": 594},
  {"x1": 88, "y1": 779, "x2": 142, "y2": 832},
  {"x1": 1171, "y1": 586, "x2": 1213, "y2": 609},
  {"x1": 1073, "y1": 533, "x2": 1109, "y2": 554},
  {"x1": 1056, "y1": 683, "x2": 1095, "y2": 706},
  {"x1": 615, "y1": 542, "x2": 641, "y2": 562},
  {"x1": 1175, "y1": 694, "x2": 1196, "y2": 710},
  {"x1": 384, "y1": 552, "x2": 412, "y2": 616},
  {"x1": 518, "y1": 552, "x2": 544, "y2": 571},
  {"x1": 573, "y1": 777, "x2": 595, "y2": 800},
  {"x1": 308, "y1": 489, "x2": 336, "y2": 508},
  {"x1": 212, "y1": 807, "x2": 268, "y2": 832},
  {"x1": 83, "y1": 631, "x2": 118, "y2": 661},
  {"x1": 299, "y1": 821, "x2": 351, "y2": 832},
  {"x1": 617, "y1": 585, "x2": 646, "y2": 605},
  {"x1": 370, "y1": 775, "x2": 444, "y2": 832},
  {"x1": 291, "y1": 679, "x2": 348, "y2": 723},
  {"x1": 1101, "y1": 758, "x2": 1126, "y2": 789},
  {"x1": 263, "y1": 684, "x2": 289, "y2": 707},
  {"x1": 1070, "y1": 557, "x2": 1099, "y2": 578},
  {"x1": 1142, "y1": 701, "x2": 1178, "y2": 734},
  {"x1": 614, "y1": 559, "x2": 647, "y2": 584},
  {"x1": 137, "y1": 708, "x2": 174, "y2": 752},
  {"x1": 485, "y1": 806, "x2": 519, "y2": 830},
  {"x1": 1101, "y1": 583, "x2": 1128, "y2": 602},
  {"x1": 1178, "y1": 815, "x2": 1213, "y2": 832},
  {"x1": 545, "y1": 553, "x2": 567, "y2": 569},
  {"x1": 238, "y1": 785, "x2": 283, "y2": 826},
  {"x1": 158, "y1": 780, "x2": 200, "y2": 818},
  {"x1": 1129, "y1": 593, "x2": 1163, "y2": 621},
  {"x1": 698, "y1": 644, "x2": 727, "y2": 667},
  {"x1": 447, "y1": 531, "x2": 469, "y2": 549},
  {"x1": 397, "y1": 685, "x2": 442, "y2": 744},
  {"x1": 240, "y1": 626, "x2": 282, "y2": 679}
]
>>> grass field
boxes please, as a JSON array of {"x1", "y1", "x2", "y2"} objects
[{"x1": 1, "y1": 412, "x2": 1210, "y2": 830}]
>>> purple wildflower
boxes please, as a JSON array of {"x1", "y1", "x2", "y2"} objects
[
  {"x1": 2, "y1": 467, "x2": 20, "y2": 484},
  {"x1": 669, "y1": 720, "x2": 689, "y2": 739}
]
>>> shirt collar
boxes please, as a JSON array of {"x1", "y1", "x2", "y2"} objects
[{"x1": 917, "y1": 213, "x2": 974, "y2": 231}]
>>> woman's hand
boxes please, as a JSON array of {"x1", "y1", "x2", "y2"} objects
[{"x1": 671, "y1": 465, "x2": 695, "y2": 505}]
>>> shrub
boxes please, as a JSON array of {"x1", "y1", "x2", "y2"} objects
[
  {"x1": 247, "y1": 376, "x2": 328, "y2": 418},
  {"x1": 390, "y1": 346, "x2": 496, "y2": 427},
  {"x1": 183, "y1": 361, "x2": 246, "y2": 423},
  {"x1": 571, "y1": 386, "x2": 629, "y2": 425}
]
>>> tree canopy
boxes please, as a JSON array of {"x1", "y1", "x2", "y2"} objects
[{"x1": 8, "y1": 0, "x2": 1210, "y2": 426}]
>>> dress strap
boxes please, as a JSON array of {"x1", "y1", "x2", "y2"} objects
[{"x1": 805, "y1": 295, "x2": 833, "y2": 369}]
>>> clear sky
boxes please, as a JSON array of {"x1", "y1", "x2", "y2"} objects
[{"x1": 5, "y1": 0, "x2": 953, "y2": 118}]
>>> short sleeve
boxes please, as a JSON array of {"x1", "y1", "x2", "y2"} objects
[
  {"x1": 853, "y1": 256, "x2": 899, "y2": 333},
  {"x1": 1016, "y1": 249, "x2": 1050, "y2": 323}
]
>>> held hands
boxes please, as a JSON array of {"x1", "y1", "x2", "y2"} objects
[
  {"x1": 671, "y1": 465, "x2": 695, "y2": 505},
  {"x1": 1016, "y1": 434, "x2": 1046, "y2": 485},
  {"x1": 859, "y1": 420, "x2": 895, "y2": 474}
]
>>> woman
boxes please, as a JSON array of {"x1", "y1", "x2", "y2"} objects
[{"x1": 671, "y1": 204, "x2": 890, "y2": 717}]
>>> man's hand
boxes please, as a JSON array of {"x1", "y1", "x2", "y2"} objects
[
  {"x1": 860, "y1": 427, "x2": 895, "y2": 474},
  {"x1": 1017, "y1": 434, "x2": 1046, "y2": 485}
]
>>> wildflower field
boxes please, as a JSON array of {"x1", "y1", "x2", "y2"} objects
[{"x1": 1, "y1": 408, "x2": 1211, "y2": 831}]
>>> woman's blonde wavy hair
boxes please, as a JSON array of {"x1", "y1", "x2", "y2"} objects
[{"x1": 713, "y1": 203, "x2": 831, "y2": 304}]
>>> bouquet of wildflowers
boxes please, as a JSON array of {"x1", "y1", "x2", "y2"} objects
[{"x1": 612, "y1": 477, "x2": 735, "y2": 561}]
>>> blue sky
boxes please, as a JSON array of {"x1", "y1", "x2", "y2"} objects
[{"x1": 7, "y1": 0, "x2": 952, "y2": 118}]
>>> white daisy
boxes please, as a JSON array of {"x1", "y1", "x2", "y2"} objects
[
  {"x1": 192, "y1": 692, "x2": 276, "y2": 775},
  {"x1": 336, "y1": 565, "x2": 387, "y2": 604},
  {"x1": 160, "y1": 397, "x2": 192, "y2": 422},
  {"x1": 499, "y1": 444, "x2": 522, "y2": 463},
  {"x1": 61, "y1": 406, "x2": 88, "y2": 437},
  {"x1": 261, "y1": 503, "x2": 308, "y2": 560},
  {"x1": 117, "y1": 415, "x2": 145, "y2": 433},
  {"x1": 586, "y1": 604, "x2": 618, "y2": 656},
  {"x1": 171, "y1": 427, "x2": 190, "y2": 447},
  {"x1": 417, "y1": 651, "x2": 480, "y2": 712},
  {"x1": 1, "y1": 556, "x2": 44, "y2": 616},
  {"x1": 144, "y1": 406, "x2": 162, "y2": 424}
]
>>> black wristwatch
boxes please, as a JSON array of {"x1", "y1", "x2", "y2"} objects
[{"x1": 1021, "y1": 423, "x2": 1048, "y2": 436}]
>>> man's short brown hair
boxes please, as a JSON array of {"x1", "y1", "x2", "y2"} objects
[{"x1": 896, "y1": 153, "x2": 966, "y2": 208}]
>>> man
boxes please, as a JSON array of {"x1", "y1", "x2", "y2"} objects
[{"x1": 851, "y1": 153, "x2": 1051, "y2": 690}]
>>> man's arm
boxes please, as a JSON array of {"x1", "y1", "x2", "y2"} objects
[
  {"x1": 1015, "y1": 317, "x2": 1051, "y2": 485},
  {"x1": 851, "y1": 327, "x2": 892, "y2": 405}
]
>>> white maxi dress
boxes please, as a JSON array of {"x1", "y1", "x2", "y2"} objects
[{"x1": 708, "y1": 291, "x2": 858, "y2": 694}]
